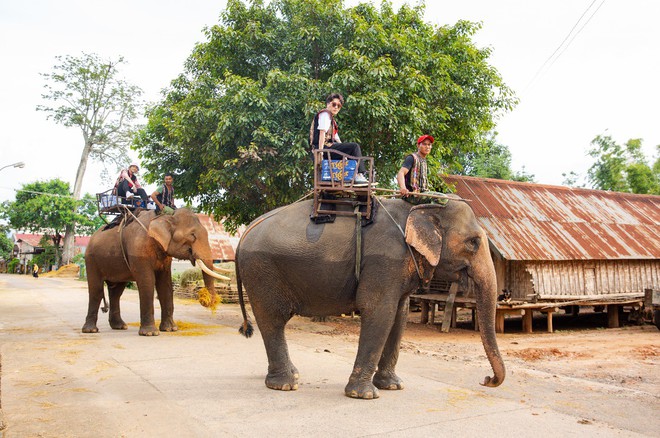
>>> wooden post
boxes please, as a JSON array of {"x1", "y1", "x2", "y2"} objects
[
  {"x1": 541, "y1": 308, "x2": 558, "y2": 333},
  {"x1": 522, "y1": 309, "x2": 533, "y2": 333},
  {"x1": 420, "y1": 300, "x2": 429, "y2": 324},
  {"x1": 472, "y1": 309, "x2": 479, "y2": 331},
  {"x1": 607, "y1": 304, "x2": 619, "y2": 328},
  {"x1": 430, "y1": 302, "x2": 436, "y2": 325},
  {"x1": 441, "y1": 283, "x2": 459, "y2": 333},
  {"x1": 496, "y1": 310, "x2": 505, "y2": 333}
]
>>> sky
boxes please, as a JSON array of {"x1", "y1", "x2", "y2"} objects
[{"x1": 1, "y1": 0, "x2": 658, "y2": 204}]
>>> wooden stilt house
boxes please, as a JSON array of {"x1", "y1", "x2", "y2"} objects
[{"x1": 418, "y1": 175, "x2": 660, "y2": 333}]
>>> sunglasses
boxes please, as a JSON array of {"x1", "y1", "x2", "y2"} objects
[{"x1": 330, "y1": 102, "x2": 342, "y2": 109}]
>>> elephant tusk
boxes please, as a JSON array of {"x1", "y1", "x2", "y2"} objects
[
  {"x1": 196, "y1": 259, "x2": 231, "y2": 281},
  {"x1": 213, "y1": 264, "x2": 234, "y2": 274}
]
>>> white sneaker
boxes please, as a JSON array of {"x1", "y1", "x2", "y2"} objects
[{"x1": 354, "y1": 173, "x2": 368, "y2": 184}]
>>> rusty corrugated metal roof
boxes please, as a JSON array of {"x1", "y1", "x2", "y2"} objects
[
  {"x1": 443, "y1": 175, "x2": 660, "y2": 261},
  {"x1": 196, "y1": 214, "x2": 243, "y2": 261}
]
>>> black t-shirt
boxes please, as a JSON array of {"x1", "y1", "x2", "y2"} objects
[{"x1": 401, "y1": 154, "x2": 416, "y2": 190}]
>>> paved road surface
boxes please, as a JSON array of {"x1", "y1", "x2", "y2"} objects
[{"x1": 0, "y1": 274, "x2": 656, "y2": 437}]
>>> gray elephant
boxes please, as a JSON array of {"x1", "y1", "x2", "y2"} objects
[
  {"x1": 236, "y1": 198, "x2": 505, "y2": 399},
  {"x1": 82, "y1": 208, "x2": 226, "y2": 336}
]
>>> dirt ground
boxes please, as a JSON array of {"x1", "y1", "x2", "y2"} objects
[{"x1": 287, "y1": 308, "x2": 660, "y2": 398}]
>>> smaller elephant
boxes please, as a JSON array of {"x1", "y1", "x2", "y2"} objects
[{"x1": 82, "y1": 208, "x2": 226, "y2": 336}]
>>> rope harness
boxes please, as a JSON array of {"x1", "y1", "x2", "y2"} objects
[{"x1": 116, "y1": 204, "x2": 150, "y2": 271}]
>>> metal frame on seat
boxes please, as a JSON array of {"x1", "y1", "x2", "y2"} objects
[
  {"x1": 96, "y1": 189, "x2": 144, "y2": 223},
  {"x1": 311, "y1": 148, "x2": 376, "y2": 220}
]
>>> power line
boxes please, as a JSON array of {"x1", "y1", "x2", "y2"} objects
[
  {"x1": 524, "y1": 0, "x2": 606, "y2": 93},
  {"x1": 546, "y1": 0, "x2": 606, "y2": 73}
]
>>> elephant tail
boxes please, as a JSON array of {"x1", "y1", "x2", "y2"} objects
[{"x1": 236, "y1": 252, "x2": 254, "y2": 338}]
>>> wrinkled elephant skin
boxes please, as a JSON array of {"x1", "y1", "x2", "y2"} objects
[{"x1": 237, "y1": 199, "x2": 505, "y2": 399}]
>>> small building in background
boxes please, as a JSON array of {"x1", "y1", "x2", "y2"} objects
[
  {"x1": 12, "y1": 233, "x2": 91, "y2": 273},
  {"x1": 441, "y1": 175, "x2": 660, "y2": 302}
]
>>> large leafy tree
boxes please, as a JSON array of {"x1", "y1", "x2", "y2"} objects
[
  {"x1": 38, "y1": 53, "x2": 142, "y2": 263},
  {"x1": 134, "y1": 0, "x2": 516, "y2": 230},
  {"x1": 586, "y1": 135, "x2": 659, "y2": 194},
  {"x1": 0, "y1": 179, "x2": 102, "y2": 266},
  {"x1": 457, "y1": 133, "x2": 535, "y2": 183}
]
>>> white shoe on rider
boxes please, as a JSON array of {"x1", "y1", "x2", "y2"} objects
[{"x1": 354, "y1": 173, "x2": 368, "y2": 184}]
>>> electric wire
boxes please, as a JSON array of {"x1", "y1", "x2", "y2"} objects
[{"x1": 524, "y1": 0, "x2": 606, "y2": 93}]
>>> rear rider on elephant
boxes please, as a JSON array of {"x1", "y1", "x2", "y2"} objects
[
  {"x1": 309, "y1": 93, "x2": 369, "y2": 184},
  {"x1": 114, "y1": 163, "x2": 149, "y2": 206}
]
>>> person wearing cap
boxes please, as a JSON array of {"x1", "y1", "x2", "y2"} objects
[
  {"x1": 397, "y1": 134, "x2": 434, "y2": 197},
  {"x1": 309, "y1": 93, "x2": 369, "y2": 184},
  {"x1": 114, "y1": 164, "x2": 149, "y2": 205}
]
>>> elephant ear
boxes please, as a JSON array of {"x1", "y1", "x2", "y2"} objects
[
  {"x1": 148, "y1": 216, "x2": 174, "y2": 251},
  {"x1": 405, "y1": 207, "x2": 443, "y2": 267}
]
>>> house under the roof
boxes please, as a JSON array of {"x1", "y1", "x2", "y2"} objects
[
  {"x1": 420, "y1": 175, "x2": 659, "y2": 333},
  {"x1": 196, "y1": 214, "x2": 243, "y2": 262},
  {"x1": 444, "y1": 175, "x2": 660, "y2": 301}
]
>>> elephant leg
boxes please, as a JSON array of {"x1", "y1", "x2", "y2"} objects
[
  {"x1": 156, "y1": 271, "x2": 177, "y2": 332},
  {"x1": 107, "y1": 281, "x2": 128, "y2": 330},
  {"x1": 82, "y1": 271, "x2": 104, "y2": 333},
  {"x1": 135, "y1": 275, "x2": 159, "y2": 336},
  {"x1": 373, "y1": 298, "x2": 409, "y2": 391},
  {"x1": 251, "y1": 300, "x2": 298, "y2": 391},
  {"x1": 345, "y1": 302, "x2": 399, "y2": 399}
]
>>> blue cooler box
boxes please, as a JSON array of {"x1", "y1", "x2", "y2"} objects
[{"x1": 321, "y1": 159, "x2": 357, "y2": 181}]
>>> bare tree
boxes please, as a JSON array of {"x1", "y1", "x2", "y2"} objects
[{"x1": 37, "y1": 53, "x2": 143, "y2": 264}]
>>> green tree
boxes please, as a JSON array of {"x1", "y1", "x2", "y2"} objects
[
  {"x1": 0, "y1": 179, "x2": 102, "y2": 266},
  {"x1": 456, "y1": 134, "x2": 534, "y2": 182},
  {"x1": 134, "y1": 0, "x2": 516, "y2": 230},
  {"x1": 0, "y1": 231, "x2": 13, "y2": 261},
  {"x1": 37, "y1": 53, "x2": 143, "y2": 264},
  {"x1": 586, "y1": 135, "x2": 659, "y2": 194},
  {"x1": 32, "y1": 236, "x2": 57, "y2": 271}
]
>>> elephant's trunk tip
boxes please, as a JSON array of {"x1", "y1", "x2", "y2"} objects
[
  {"x1": 239, "y1": 320, "x2": 254, "y2": 338},
  {"x1": 480, "y1": 374, "x2": 504, "y2": 388}
]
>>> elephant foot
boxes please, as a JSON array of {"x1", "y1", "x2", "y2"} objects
[
  {"x1": 109, "y1": 318, "x2": 128, "y2": 330},
  {"x1": 139, "y1": 325, "x2": 160, "y2": 336},
  {"x1": 160, "y1": 319, "x2": 178, "y2": 332},
  {"x1": 344, "y1": 378, "x2": 380, "y2": 399},
  {"x1": 265, "y1": 368, "x2": 299, "y2": 391},
  {"x1": 81, "y1": 323, "x2": 99, "y2": 334},
  {"x1": 373, "y1": 371, "x2": 404, "y2": 390}
]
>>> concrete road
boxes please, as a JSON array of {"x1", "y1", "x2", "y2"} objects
[{"x1": 0, "y1": 274, "x2": 655, "y2": 437}]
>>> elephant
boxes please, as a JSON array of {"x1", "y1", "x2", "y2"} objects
[
  {"x1": 236, "y1": 197, "x2": 505, "y2": 399},
  {"x1": 82, "y1": 208, "x2": 225, "y2": 336}
]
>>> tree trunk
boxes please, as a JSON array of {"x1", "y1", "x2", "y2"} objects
[{"x1": 61, "y1": 139, "x2": 93, "y2": 265}]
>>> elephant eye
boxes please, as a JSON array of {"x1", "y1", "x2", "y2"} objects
[{"x1": 465, "y1": 236, "x2": 481, "y2": 253}]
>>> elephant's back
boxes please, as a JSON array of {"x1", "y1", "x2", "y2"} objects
[{"x1": 238, "y1": 200, "x2": 361, "y2": 260}]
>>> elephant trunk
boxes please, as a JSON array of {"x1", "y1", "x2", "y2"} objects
[{"x1": 472, "y1": 247, "x2": 506, "y2": 387}]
